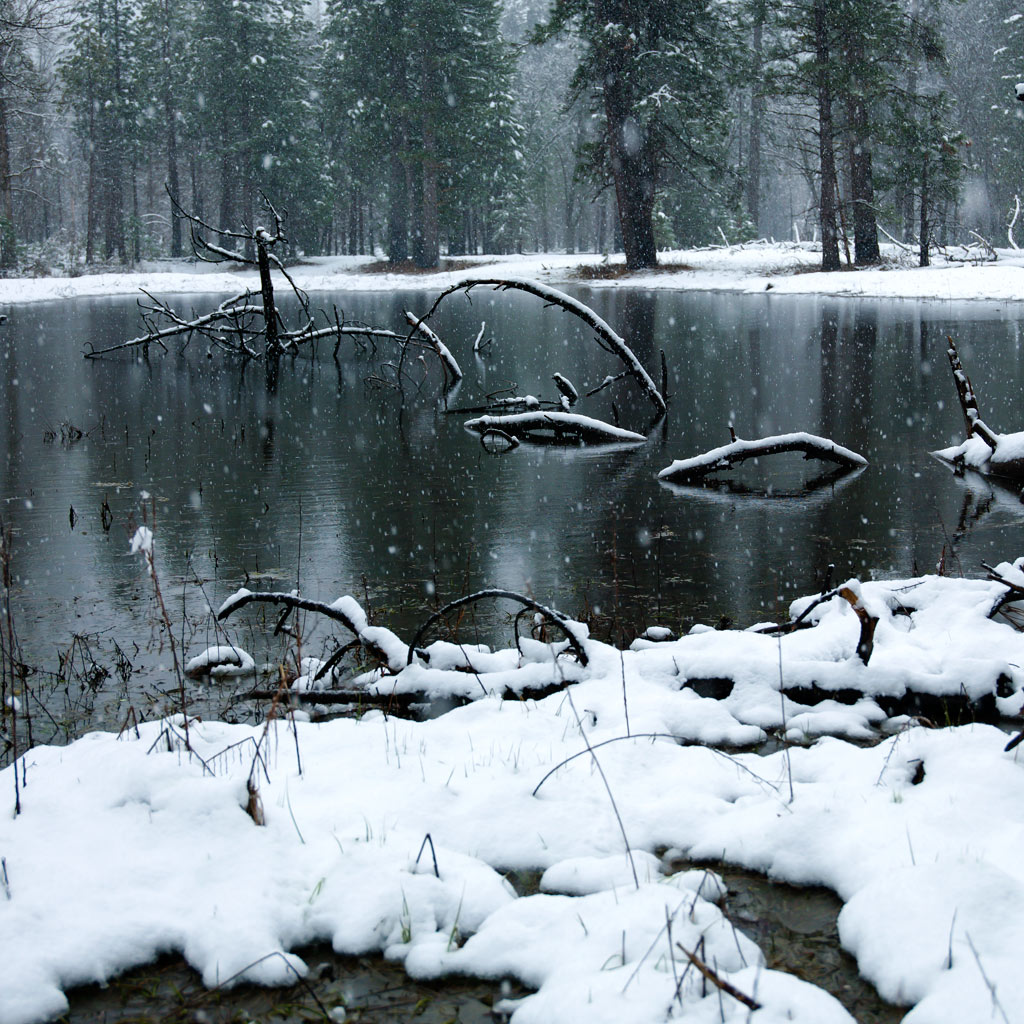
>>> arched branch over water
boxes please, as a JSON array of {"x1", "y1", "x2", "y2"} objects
[{"x1": 417, "y1": 277, "x2": 667, "y2": 415}]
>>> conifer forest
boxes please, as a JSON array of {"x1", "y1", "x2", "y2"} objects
[{"x1": 0, "y1": 0, "x2": 1019, "y2": 275}]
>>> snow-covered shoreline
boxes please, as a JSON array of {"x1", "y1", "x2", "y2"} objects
[
  {"x1": 5, "y1": 565, "x2": 1024, "y2": 1024},
  {"x1": 2, "y1": 240, "x2": 1023, "y2": 306}
]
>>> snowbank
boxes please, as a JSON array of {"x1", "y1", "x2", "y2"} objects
[
  {"x1": 3, "y1": 241, "x2": 1024, "y2": 306},
  {"x1": 4, "y1": 565, "x2": 1024, "y2": 1022}
]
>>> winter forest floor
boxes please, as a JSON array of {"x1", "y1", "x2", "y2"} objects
[
  {"x1": 3, "y1": 241, "x2": 1024, "y2": 1024},
  {"x1": 2, "y1": 239, "x2": 1024, "y2": 306}
]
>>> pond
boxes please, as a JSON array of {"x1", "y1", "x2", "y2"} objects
[{"x1": 2, "y1": 283, "x2": 1023, "y2": 739}]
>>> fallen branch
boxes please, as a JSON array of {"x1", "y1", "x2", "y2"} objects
[
  {"x1": 931, "y1": 339, "x2": 1024, "y2": 479},
  {"x1": 839, "y1": 585, "x2": 878, "y2": 665},
  {"x1": 945, "y1": 337, "x2": 998, "y2": 450},
  {"x1": 676, "y1": 944, "x2": 761, "y2": 1010},
  {"x1": 406, "y1": 589, "x2": 588, "y2": 668},
  {"x1": 217, "y1": 589, "x2": 407, "y2": 673},
  {"x1": 404, "y1": 311, "x2": 463, "y2": 382},
  {"x1": 416, "y1": 277, "x2": 666, "y2": 414},
  {"x1": 465, "y1": 411, "x2": 646, "y2": 446},
  {"x1": 658, "y1": 431, "x2": 867, "y2": 483}
]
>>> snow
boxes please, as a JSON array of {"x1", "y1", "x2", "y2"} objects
[
  {"x1": 5, "y1": 564, "x2": 1024, "y2": 1023},
  {"x1": 183, "y1": 644, "x2": 256, "y2": 677},
  {"x1": 5, "y1": 242, "x2": 1024, "y2": 306}
]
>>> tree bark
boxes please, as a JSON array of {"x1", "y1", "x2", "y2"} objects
[
  {"x1": 162, "y1": 0, "x2": 181, "y2": 257},
  {"x1": 606, "y1": 107, "x2": 658, "y2": 269},
  {"x1": 0, "y1": 91, "x2": 16, "y2": 270},
  {"x1": 844, "y1": 41, "x2": 881, "y2": 265},
  {"x1": 814, "y1": 0, "x2": 841, "y2": 272},
  {"x1": 746, "y1": 1, "x2": 765, "y2": 234},
  {"x1": 387, "y1": 145, "x2": 408, "y2": 262},
  {"x1": 417, "y1": 125, "x2": 439, "y2": 268}
]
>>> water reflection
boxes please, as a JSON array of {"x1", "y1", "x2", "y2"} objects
[{"x1": 2, "y1": 288, "x2": 1024, "y2": 734}]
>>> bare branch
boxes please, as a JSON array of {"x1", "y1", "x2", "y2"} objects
[{"x1": 417, "y1": 277, "x2": 666, "y2": 414}]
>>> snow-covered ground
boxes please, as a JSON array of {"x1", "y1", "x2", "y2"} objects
[
  {"x1": 4, "y1": 560, "x2": 1024, "y2": 1023},
  {"x1": 1, "y1": 240, "x2": 1023, "y2": 305}
]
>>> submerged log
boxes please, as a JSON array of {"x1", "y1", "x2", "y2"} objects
[
  {"x1": 465, "y1": 411, "x2": 647, "y2": 446},
  {"x1": 658, "y1": 431, "x2": 867, "y2": 483}
]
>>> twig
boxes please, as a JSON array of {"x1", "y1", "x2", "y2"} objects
[
  {"x1": 563, "y1": 689, "x2": 639, "y2": 890},
  {"x1": 676, "y1": 943, "x2": 761, "y2": 1010},
  {"x1": 415, "y1": 833, "x2": 441, "y2": 878}
]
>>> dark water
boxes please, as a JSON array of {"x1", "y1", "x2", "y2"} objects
[{"x1": 3, "y1": 285, "x2": 1024, "y2": 736}]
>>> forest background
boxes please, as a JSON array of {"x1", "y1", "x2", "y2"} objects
[{"x1": 0, "y1": 0, "x2": 1021, "y2": 276}]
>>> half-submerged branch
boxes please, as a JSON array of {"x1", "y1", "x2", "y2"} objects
[
  {"x1": 465, "y1": 411, "x2": 647, "y2": 446},
  {"x1": 417, "y1": 277, "x2": 666, "y2": 415},
  {"x1": 658, "y1": 432, "x2": 867, "y2": 483},
  {"x1": 933, "y1": 336, "x2": 1024, "y2": 478}
]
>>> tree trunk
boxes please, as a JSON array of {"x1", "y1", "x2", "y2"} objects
[
  {"x1": 417, "y1": 126, "x2": 439, "y2": 269},
  {"x1": 746, "y1": 1, "x2": 765, "y2": 234},
  {"x1": 605, "y1": 102, "x2": 657, "y2": 269},
  {"x1": 844, "y1": 46, "x2": 880, "y2": 264},
  {"x1": 919, "y1": 156, "x2": 930, "y2": 267},
  {"x1": 0, "y1": 92, "x2": 16, "y2": 270},
  {"x1": 162, "y1": 0, "x2": 181, "y2": 257},
  {"x1": 814, "y1": 0, "x2": 841, "y2": 272},
  {"x1": 387, "y1": 147, "x2": 408, "y2": 262}
]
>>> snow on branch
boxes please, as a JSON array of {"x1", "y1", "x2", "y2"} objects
[
  {"x1": 658, "y1": 432, "x2": 867, "y2": 483},
  {"x1": 406, "y1": 588, "x2": 589, "y2": 667},
  {"x1": 417, "y1": 277, "x2": 667, "y2": 415},
  {"x1": 404, "y1": 311, "x2": 463, "y2": 382},
  {"x1": 465, "y1": 411, "x2": 647, "y2": 445},
  {"x1": 930, "y1": 337, "x2": 1024, "y2": 480},
  {"x1": 217, "y1": 589, "x2": 407, "y2": 673}
]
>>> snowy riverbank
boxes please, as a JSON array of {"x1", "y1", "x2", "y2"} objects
[
  {"x1": 4, "y1": 563, "x2": 1024, "y2": 1023},
  {"x1": 1, "y1": 240, "x2": 1023, "y2": 306}
]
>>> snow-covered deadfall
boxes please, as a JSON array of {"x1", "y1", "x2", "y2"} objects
[{"x1": 4, "y1": 566, "x2": 1024, "y2": 1023}]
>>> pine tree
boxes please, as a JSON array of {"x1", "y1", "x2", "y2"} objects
[
  {"x1": 61, "y1": 0, "x2": 141, "y2": 263},
  {"x1": 533, "y1": 0, "x2": 738, "y2": 269},
  {"x1": 324, "y1": 0, "x2": 521, "y2": 267}
]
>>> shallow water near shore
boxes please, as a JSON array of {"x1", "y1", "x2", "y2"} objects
[{"x1": 56, "y1": 861, "x2": 903, "y2": 1024}]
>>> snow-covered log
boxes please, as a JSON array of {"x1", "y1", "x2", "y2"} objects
[
  {"x1": 418, "y1": 277, "x2": 666, "y2": 415},
  {"x1": 217, "y1": 589, "x2": 407, "y2": 673},
  {"x1": 465, "y1": 411, "x2": 647, "y2": 445},
  {"x1": 658, "y1": 432, "x2": 867, "y2": 482}
]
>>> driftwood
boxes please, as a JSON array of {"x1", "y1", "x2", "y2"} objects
[
  {"x1": 416, "y1": 277, "x2": 666, "y2": 415},
  {"x1": 407, "y1": 589, "x2": 589, "y2": 668},
  {"x1": 404, "y1": 311, "x2": 463, "y2": 382},
  {"x1": 465, "y1": 411, "x2": 647, "y2": 446},
  {"x1": 945, "y1": 337, "x2": 999, "y2": 450},
  {"x1": 658, "y1": 431, "x2": 867, "y2": 483}
]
